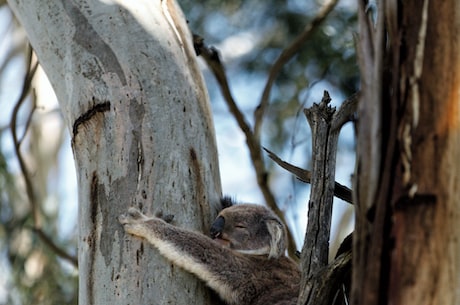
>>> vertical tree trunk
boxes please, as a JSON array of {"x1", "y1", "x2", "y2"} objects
[
  {"x1": 388, "y1": 1, "x2": 460, "y2": 304},
  {"x1": 354, "y1": 0, "x2": 460, "y2": 304},
  {"x1": 7, "y1": 1, "x2": 222, "y2": 304}
]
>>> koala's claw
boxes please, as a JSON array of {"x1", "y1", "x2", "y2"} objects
[
  {"x1": 118, "y1": 213, "x2": 129, "y2": 225},
  {"x1": 118, "y1": 207, "x2": 145, "y2": 225},
  {"x1": 155, "y1": 210, "x2": 175, "y2": 223},
  {"x1": 127, "y1": 207, "x2": 143, "y2": 218}
]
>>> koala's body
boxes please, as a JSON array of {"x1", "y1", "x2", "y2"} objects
[{"x1": 118, "y1": 200, "x2": 300, "y2": 305}]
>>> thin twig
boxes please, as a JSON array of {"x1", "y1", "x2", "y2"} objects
[
  {"x1": 10, "y1": 49, "x2": 78, "y2": 268},
  {"x1": 194, "y1": 35, "x2": 298, "y2": 258},
  {"x1": 18, "y1": 89, "x2": 37, "y2": 146},
  {"x1": 33, "y1": 228, "x2": 78, "y2": 266},
  {"x1": 10, "y1": 50, "x2": 40, "y2": 225},
  {"x1": 264, "y1": 147, "x2": 312, "y2": 181},
  {"x1": 253, "y1": 0, "x2": 340, "y2": 140}
]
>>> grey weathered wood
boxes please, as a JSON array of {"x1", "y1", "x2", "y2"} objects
[
  {"x1": 297, "y1": 91, "x2": 357, "y2": 305},
  {"x1": 300, "y1": 91, "x2": 339, "y2": 279},
  {"x1": 264, "y1": 148, "x2": 353, "y2": 204}
]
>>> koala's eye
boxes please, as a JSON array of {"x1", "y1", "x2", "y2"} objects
[{"x1": 235, "y1": 225, "x2": 246, "y2": 229}]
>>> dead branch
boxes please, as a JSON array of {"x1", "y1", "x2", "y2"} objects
[
  {"x1": 297, "y1": 91, "x2": 356, "y2": 305},
  {"x1": 300, "y1": 250, "x2": 351, "y2": 305},
  {"x1": 264, "y1": 148, "x2": 353, "y2": 204},
  {"x1": 331, "y1": 92, "x2": 359, "y2": 132},
  {"x1": 299, "y1": 91, "x2": 338, "y2": 278}
]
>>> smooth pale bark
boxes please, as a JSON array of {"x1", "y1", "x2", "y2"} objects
[
  {"x1": 354, "y1": 1, "x2": 460, "y2": 304},
  {"x1": 7, "y1": 1, "x2": 222, "y2": 304}
]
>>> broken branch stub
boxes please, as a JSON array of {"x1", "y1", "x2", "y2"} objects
[{"x1": 297, "y1": 90, "x2": 356, "y2": 305}]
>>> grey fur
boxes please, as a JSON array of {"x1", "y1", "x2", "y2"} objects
[{"x1": 119, "y1": 203, "x2": 300, "y2": 305}]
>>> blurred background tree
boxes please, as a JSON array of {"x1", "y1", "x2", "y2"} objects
[{"x1": 0, "y1": 0, "x2": 358, "y2": 304}]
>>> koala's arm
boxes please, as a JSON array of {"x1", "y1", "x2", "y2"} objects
[{"x1": 118, "y1": 207, "x2": 250, "y2": 304}]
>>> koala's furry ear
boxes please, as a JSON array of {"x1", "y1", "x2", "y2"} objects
[
  {"x1": 265, "y1": 218, "x2": 286, "y2": 259},
  {"x1": 220, "y1": 196, "x2": 235, "y2": 209}
]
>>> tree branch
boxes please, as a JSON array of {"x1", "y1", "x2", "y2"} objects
[
  {"x1": 300, "y1": 250, "x2": 351, "y2": 305},
  {"x1": 297, "y1": 91, "x2": 357, "y2": 305},
  {"x1": 264, "y1": 148, "x2": 353, "y2": 204},
  {"x1": 253, "y1": 0, "x2": 340, "y2": 140},
  {"x1": 331, "y1": 92, "x2": 359, "y2": 132},
  {"x1": 299, "y1": 91, "x2": 338, "y2": 278},
  {"x1": 193, "y1": 35, "x2": 298, "y2": 258},
  {"x1": 10, "y1": 49, "x2": 78, "y2": 268},
  {"x1": 193, "y1": 35, "x2": 252, "y2": 139},
  {"x1": 33, "y1": 227, "x2": 78, "y2": 266},
  {"x1": 10, "y1": 49, "x2": 40, "y2": 225}
]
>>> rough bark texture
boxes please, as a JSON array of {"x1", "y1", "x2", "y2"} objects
[
  {"x1": 7, "y1": 1, "x2": 222, "y2": 304},
  {"x1": 301, "y1": 92, "x2": 338, "y2": 279},
  {"x1": 297, "y1": 92, "x2": 356, "y2": 305},
  {"x1": 354, "y1": 0, "x2": 460, "y2": 304},
  {"x1": 388, "y1": 1, "x2": 460, "y2": 304}
]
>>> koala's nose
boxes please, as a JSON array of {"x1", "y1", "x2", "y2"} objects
[{"x1": 210, "y1": 216, "x2": 225, "y2": 238}]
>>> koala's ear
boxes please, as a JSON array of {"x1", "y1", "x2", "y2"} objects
[
  {"x1": 265, "y1": 219, "x2": 286, "y2": 259},
  {"x1": 220, "y1": 196, "x2": 235, "y2": 209}
]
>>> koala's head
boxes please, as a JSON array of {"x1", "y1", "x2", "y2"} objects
[{"x1": 210, "y1": 203, "x2": 287, "y2": 259}]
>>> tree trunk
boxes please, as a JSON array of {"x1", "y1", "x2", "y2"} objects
[
  {"x1": 388, "y1": 1, "x2": 460, "y2": 304},
  {"x1": 7, "y1": 1, "x2": 222, "y2": 304},
  {"x1": 354, "y1": 0, "x2": 460, "y2": 304}
]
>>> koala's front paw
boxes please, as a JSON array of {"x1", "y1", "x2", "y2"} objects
[
  {"x1": 118, "y1": 207, "x2": 151, "y2": 237},
  {"x1": 118, "y1": 207, "x2": 146, "y2": 224}
]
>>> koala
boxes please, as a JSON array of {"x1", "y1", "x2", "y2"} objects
[{"x1": 118, "y1": 199, "x2": 300, "y2": 305}]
